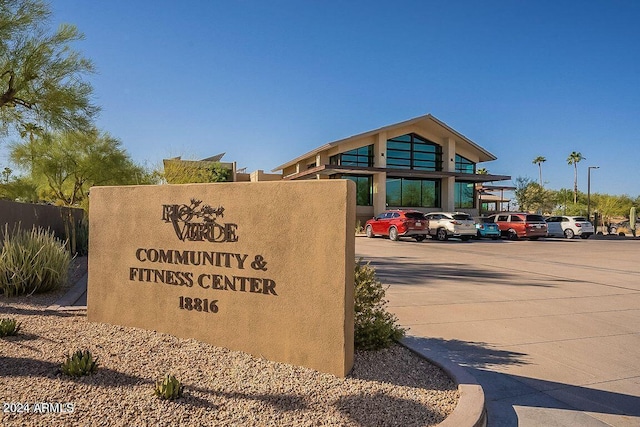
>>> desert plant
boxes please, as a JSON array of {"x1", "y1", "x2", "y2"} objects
[
  {"x1": 62, "y1": 210, "x2": 89, "y2": 256},
  {"x1": 354, "y1": 259, "x2": 406, "y2": 350},
  {"x1": 630, "y1": 207, "x2": 637, "y2": 237},
  {"x1": 0, "y1": 318, "x2": 21, "y2": 337},
  {"x1": 154, "y1": 374, "x2": 184, "y2": 400},
  {"x1": 0, "y1": 225, "x2": 71, "y2": 296},
  {"x1": 355, "y1": 220, "x2": 363, "y2": 235},
  {"x1": 61, "y1": 349, "x2": 99, "y2": 377}
]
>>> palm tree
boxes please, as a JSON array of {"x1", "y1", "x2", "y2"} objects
[
  {"x1": 532, "y1": 156, "x2": 546, "y2": 186},
  {"x1": 567, "y1": 151, "x2": 585, "y2": 204}
]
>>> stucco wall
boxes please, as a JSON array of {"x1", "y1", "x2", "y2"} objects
[{"x1": 88, "y1": 180, "x2": 355, "y2": 377}]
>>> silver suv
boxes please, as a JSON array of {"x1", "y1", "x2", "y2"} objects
[{"x1": 425, "y1": 212, "x2": 476, "y2": 241}]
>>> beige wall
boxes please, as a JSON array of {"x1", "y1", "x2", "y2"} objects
[
  {"x1": 249, "y1": 170, "x2": 282, "y2": 182},
  {"x1": 88, "y1": 180, "x2": 355, "y2": 377}
]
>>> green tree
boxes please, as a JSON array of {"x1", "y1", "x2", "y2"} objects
[
  {"x1": 567, "y1": 151, "x2": 585, "y2": 204},
  {"x1": 514, "y1": 177, "x2": 555, "y2": 213},
  {"x1": 162, "y1": 158, "x2": 231, "y2": 184},
  {"x1": 532, "y1": 156, "x2": 546, "y2": 186},
  {"x1": 0, "y1": 174, "x2": 37, "y2": 201},
  {"x1": 476, "y1": 167, "x2": 488, "y2": 175},
  {"x1": 9, "y1": 129, "x2": 153, "y2": 207},
  {"x1": 0, "y1": 0, "x2": 98, "y2": 136}
]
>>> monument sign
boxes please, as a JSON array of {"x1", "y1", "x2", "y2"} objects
[{"x1": 88, "y1": 180, "x2": 355, "y2": 377}]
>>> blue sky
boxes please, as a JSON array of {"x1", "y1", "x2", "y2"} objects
[{"x1": 4, "y1": 1, "x2": 639, "y2": 197}]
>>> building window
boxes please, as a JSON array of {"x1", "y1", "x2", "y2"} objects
[
  {"x1": 386, "y1": 133, "x2": 442, "y2": 171},
  {"x1": 329, "y1": 145, "x2": 373, "y2": 167},
  {"x1": 386, "y1": 177, "x2": 440, "y2": 208},
  {"x1": 455, "y1": 181, "x2": 475, "y2": 209},
  {"x1": 455, "y1": 154, "x2": 475, "y2": 174},
  {"x1": 333, "y1": 174, "x2": 373, "y2": 206}
]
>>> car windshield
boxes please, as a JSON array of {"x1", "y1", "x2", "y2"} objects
[
  {"x1": 405, "y1": 212, "x2": 425, "y2": 219},
  {"x1": 452, "y1": 214, "x2": 472, "y2": 220},
  {"x1": 478, "y1": 217, "x2": 494, "y2": 223},
  {"x1": 526, "y1": 215, "x2": 545, "y2": 222}
]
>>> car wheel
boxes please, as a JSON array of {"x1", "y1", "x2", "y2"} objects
[
  {"x1": 389, "y1": 227, "x2": 399, "y2": 241},
  {"x1": 461, "y1": 236, "x2": 471, "y2": 241},
  {"x1": 365, "y1": 225, "x2": 374, "y2": 238},
  {"x1": 414, "y1": 235, "x2": 426, "y2": 242},
  {"x1": 580, "y1": 234, "x2": 590, "y2": 239},
  {"x1": 564, "y1": 229, "x2": 575, "y2": 239},
  {"x1": 508, "y1": 229, "x2": 519, "y2": 241},
  {"x1": 436, "y1": 228, "x2": 448, "y2": 241}
]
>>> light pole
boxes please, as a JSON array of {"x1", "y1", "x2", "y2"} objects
[{"x1": 587, "y1": 166, "x2": 599, "y2": 228}]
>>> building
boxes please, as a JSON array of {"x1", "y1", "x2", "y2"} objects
[
  {"x1": 163, "y1": 153, "x2": 280, "y2": 183},
  {"x1": 272, "y1": 114, "x2": 511, "y2": 224}
]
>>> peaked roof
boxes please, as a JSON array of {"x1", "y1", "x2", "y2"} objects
[{"x1": 273, "y1": 114, "x2": 497, "y2": 172}]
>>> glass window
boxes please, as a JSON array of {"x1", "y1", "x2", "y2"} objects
[
  {"x1": 454, "y1": 181, "x2": 475, "y2": 209},
  {"x1": 455, "y1": 155, "x2": 475, "y2": 174},
  {"x1": 386, "y1": 133, "x2": 442, "y2": 171},
  {"x1": 405, "y1": 212, "x2": 426, "y2": 220},
  {"x1": 340, "y1": 175, "x2": 373, "y2": 206},
  {"x1": 329, "y1": 145, "x2": 374, "y2": 167},
  {"x1": 385, "y1": 177, "x2": 440, "y2": 208},
  {"x1": 386, "y1": 178, "x2": 401, "y2": 206}
]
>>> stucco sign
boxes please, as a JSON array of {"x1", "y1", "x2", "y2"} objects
[{"x1": 88, "y1": 181, "x2": 355, "y2": 377}]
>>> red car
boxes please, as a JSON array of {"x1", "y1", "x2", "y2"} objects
[
  {"x1": 488, "y1": 212, "x2": 547, "y2": 240},
  {"x1": 365, "y1": 210, "x2": 429, "y2": 242}
]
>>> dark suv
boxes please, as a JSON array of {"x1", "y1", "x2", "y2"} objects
[{"x1": 488, "y1": 212, "x2": 547, "y2": 240}]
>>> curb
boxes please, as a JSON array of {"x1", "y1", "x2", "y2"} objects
[{"x1": 400, "y1": 336, "x2": 486, "y2": 427}]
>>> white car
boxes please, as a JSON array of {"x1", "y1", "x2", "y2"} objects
[
  {"x1": 425, "y1": 212, "x2": 477, "y2": 241},
  {"x1": 545, "y1": 216, "x2": 594, "y2": 239}
]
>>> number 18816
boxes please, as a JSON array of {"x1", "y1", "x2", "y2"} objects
[{"x1": 179, "y1": 296, "x2": 218, "y2": 313}]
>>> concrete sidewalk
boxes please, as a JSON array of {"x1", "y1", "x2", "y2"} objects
[
  {"x1": 356, "y1": 237, "x2": 640, "y2": 427},
  {"x1": 48, "y1": 272, "x2": 87, "y2": 311}
]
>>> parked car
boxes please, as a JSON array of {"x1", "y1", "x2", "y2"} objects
[
  {"x1": 365, "y1": 210, "x2": 429, "y2": 241},
  {"x1": 609, "y1": 220, "x2": 640, "y2": 235},
  {"x1": 475, "y1": 217, "x2": 501, "y2": 240},
  {"x1": 424, "y1": 212, "x2": 476, "y2": 241},
  {"x1": 545, "y1": 216, "x2": 594, "y2": 239},
  {"x1": 488, "y1": 212, "x2": 547, "y2": 240}
]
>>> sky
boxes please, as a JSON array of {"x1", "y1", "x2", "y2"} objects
[{"x1": 3, "y1": 0, "x2": 639, "y2": 197}]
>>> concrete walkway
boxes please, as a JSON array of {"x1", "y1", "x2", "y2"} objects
[
  {"x1": 356, "y1": 236, "x2": 640, "y2": 427},
  {"x1": 48, "y1": 272, "x2": 87, "y2": 311}
]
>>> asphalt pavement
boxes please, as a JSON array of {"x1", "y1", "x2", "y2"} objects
[{"x1": 356, "y1": 235, "x2": 640, "y2": 427}]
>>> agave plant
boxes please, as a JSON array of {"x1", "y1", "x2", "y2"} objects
[
  {"x1": 154, "y1": 374, "x2": 184, "y2": 400},
  {"x1": 61, "y1": 349, "x2": 99, "y2": 377},
  {"x1": 0, "y1": 318, "x2": 21, "y2": 337}
]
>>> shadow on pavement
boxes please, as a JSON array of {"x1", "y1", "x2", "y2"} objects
[
  {"x1": 365, "y1": 259, "x2": 566, "y2": 287},
  {"x1": 407, "y1": 336, "x2": 640, "y2": 426}
]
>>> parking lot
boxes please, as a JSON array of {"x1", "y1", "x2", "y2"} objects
[{"x1": 356, "y1": 236, "x2": 640, "y2": 426}]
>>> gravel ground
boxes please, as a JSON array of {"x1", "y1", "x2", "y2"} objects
[{"x1": 0, "y1": 258, "x2": 458, "y2": 427}]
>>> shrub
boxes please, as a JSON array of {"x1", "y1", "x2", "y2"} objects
[
  {"x1": 355, "y1": 220, "x2": 364, "y2": 235},
  {"x1": 354, "y1": 259, "x2": 406, "y2": 350},
  {"x1": 0, "y1": 225, "x2": 71, "y2": 296},
  {"x1": 61, "y1": 349, "x2": 98, "y2": 377},
  {"x1": 0, "y1": 318, "x2": 21, "y2": 337},
  {"x1": 154, "y1": 374, "x2": 184, "y2": 400}
]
